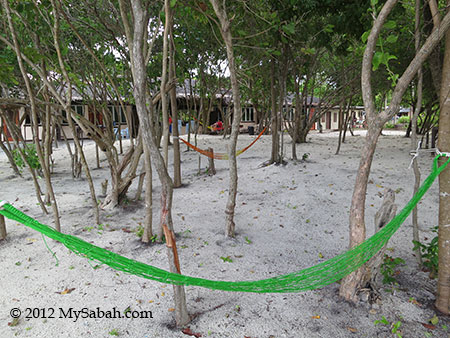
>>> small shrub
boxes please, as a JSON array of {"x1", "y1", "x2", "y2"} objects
[
  {"x1": 220, "y1": 256, "x2": 233, "y2": 263},
  {"x1": 380, "y1": 254, "x2": 405, "y2": 284},
  {"x1": 397, "y1": 116, "x2": 410, "y2": 124},
  {"x1": 12, "y1": 144, "x2": 41, "y2": 171},
  {"x1": 135, "y1": 226, "x2": 144, "y2": 238},
  {"x1": 413, "y1": 226, "x2": 439, "y2": 278},
  {"x1": 374, "y1": 316, "x2": 403, "y2": 338},
  {"x1": 384, "y1": 122, "x2": 395, "y2": 129}
]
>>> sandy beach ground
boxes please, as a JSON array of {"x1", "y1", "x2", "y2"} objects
[{"x1": 0, "y1": 130, "x2": 448, "y2": 337}]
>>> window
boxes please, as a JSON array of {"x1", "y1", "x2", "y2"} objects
[
  {"x1": 242, "y1": 107, "x2": 254, "y2": 122},
  {"x1": 72, "y1": 105, "x2": 84, "y2": 116},
  {"x1": 24, "y1": 111, "x2": 40, "y2": 125},
  {"x1": 333, "y1": 112, "x2": 337, "y2": 123},
  {"x1": 108, "y1": 105, "x2": 127, "y2": 124},
  {"x1": 284, "y1": 107, "x2": 294, "y2": 121},
  {"x1": 24, "y1": 112, "x2": 31, "y2": 125},
  {"x1": 61, "y1": 110, "x2": 68, "y2": 125}
]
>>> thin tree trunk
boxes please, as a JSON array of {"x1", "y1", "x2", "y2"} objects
[
  {"x1": 209, "y1": 0, "x2": 243, "y2": 237},
  {"x1": 270, "y1": 59, "x2": 279, "y2": 163},
  {"x1": 161, "y1": 0, "x2": 171, "y2": 166},
  {"x1": 141, "y1": 135, "x2": 153, "y2": 243},
  {"x1": 436, "y1": 1, "x2": 450, "y2": 314},
  {"x1": 411, "y1": 0, "x2": 423, "y2": 266},
  {"x1": 335, "y1": 100, "x2": 345, "y2": 155},
  {"x1": 169, "y1": 27, "x2": 182, "y2": 188},
  {"x1": 128, "y1": 0, "x2": 190, "y2": 326},
  {"x1": 339, "y1": 0, "x2": 398, "y2": 302},
  {"x1": 0, "y1": 214, "x2": 6, "y2": 240},
  {"x1": 292, "y1": 74, "x2": 301, "y2": 160}
]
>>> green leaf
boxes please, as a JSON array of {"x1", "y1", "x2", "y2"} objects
[
  {"x1": 381, "y1": 52, "x2": 397, "y2": 65},
  {"x1": 430, "y1": 314, "x2": 439, "y2": 325},
  {"x1": 269, "y1": 50, "x2": 281, "y2": 56},
  {"x1": 170, "y1": 0, "x2": 177, "y2": 7},
  {"x1": 220, "y1": 256, "x2": 233, "y2": 263},
  {"x1": 324, "y1": 24, "x2": 334, "y2": 33},
  {"x1": 384, "y1": 20, "x2": 397, "y2": 29},
  {"x1": 370, "y1": 0, "x2": 378, "y2": 6},
  {"x1": 372, "y1": 51, "x2": 383, "y2": 71},
  {"x1": 282, "y1": 22, "x2": 295, "y2": 35},
  {"x1": 386, "y1": 35, "x2": 398, "y2": 44},
  {"x1": 361, "y1": 31, "x2": 370, "y2": 43}
]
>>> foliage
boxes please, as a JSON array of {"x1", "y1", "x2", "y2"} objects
[
  {"x1": 108, "y1": 328, "x2": 119, "y2": 336},
  {"x1": 413, "y1": 227, "x2": 439, "y2": 278},
  {"x1": 380, "y1": 254, "x2": 405, "y2": 285},
  {"x1": 374, "y1": 316, "x2": 403, "y2": 338},
  {"x1": 384, "y1": 122, "x2": 395, "y2": 129},
  {"x1": 12, "y1": 145, "x2": 41, "y2": 171},
  {"x1": 397, "y1": 116, "x2": 410, "y2": 124}
]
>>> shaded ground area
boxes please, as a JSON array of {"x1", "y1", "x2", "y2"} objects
[{"x1": 0, "y1": 130, "x2": 448, "y2": 337}]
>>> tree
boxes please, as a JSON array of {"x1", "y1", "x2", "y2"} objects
[
  {"x1": 207, "y1": 0, "x2": 243, "y2": 237},
  {"x1": 339, "y1": 0, "x2": 450, "y2": 302},
  {"x1": 436, "y1": 0, "x2": 450, "y2": 315},
  {"x1": 125, "y1": 0, "x2": 190, "y2": 327}
]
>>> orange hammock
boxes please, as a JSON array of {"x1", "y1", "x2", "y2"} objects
[{"x1": 179, "y1": 126, "x2": 267, "y2": 160}]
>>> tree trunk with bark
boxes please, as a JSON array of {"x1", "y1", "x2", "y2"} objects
[
  {"x1": 161, "y1": 0, "x2": 171, "y2": 166},
  {"x1": 411, "y1": 0, "x2": 424, "y2": 266},
  {"x1": 169, "y1": 26, "x2": 182, "y2": 188},
  {"x1": 128, "y1": 0, "x2": 190, "y2": 327},
  {"x1": 436, "y1": 1, "x2": 450, "y2": 314},
  {"x1": 340, "y1": 0, "x2": 450, "y2": 302},
  {"x1": 141, "y1": 134, "x2": 153, "y2": 243},
  {"x1": 270, "y1": 59, "x2": 280, "y2": 164},
  {"x1": 209, "y1": 0, "x2": 243, "y2": 237}
]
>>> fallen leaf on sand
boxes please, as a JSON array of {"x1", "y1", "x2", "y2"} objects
[
  {"x1": 347, "y1": 327, "x2": 358, "y2": 333},
  {"x1": 181, "y1": 327, "x2": 202, "y2": 337},
  {"x1": 57, "y1": 288, "x2": 75, "y2": 295},
  {"x1": 311, "y1": 315, "x2": 321, "y2": 319},
  {"x1": 421, "y1": 323, "x2": 436, "y2": 330},
  {"x1": 168, "y1": 308, "x2": 175, "y2": 312},
  {"x1": 408, "y1": 298, "x2": 421, "y2": 306},
  {"x1": 430, "y1": 314, "x2": 439, "y2": 325},
  {"x1": 8, "y1": 318, "x2": 20, "y2": 327}
]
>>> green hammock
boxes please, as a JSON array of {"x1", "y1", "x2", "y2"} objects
[{"x1": 1, "y1": 155, "x2": 449, "y2": 293}]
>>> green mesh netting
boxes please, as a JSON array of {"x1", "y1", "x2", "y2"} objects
[{"x1": 1, "y1": 155, "x2": 449, "y2": 293}]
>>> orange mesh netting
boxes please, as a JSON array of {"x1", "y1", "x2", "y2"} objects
[{"x1": 179, "y1": 127, "x2": 267, "y2": 160}]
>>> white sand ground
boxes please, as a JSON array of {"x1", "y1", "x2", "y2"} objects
[{"x1": 0, "y1": 130, "x2": 449, "y2": 338}]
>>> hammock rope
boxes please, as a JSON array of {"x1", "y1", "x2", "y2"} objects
[
  {"x1": 1, "y1": 155, "x2": 449, "y2": 293},
  {"x1": 179, "y1": 126, "x2": 267, "y2": 160}
]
